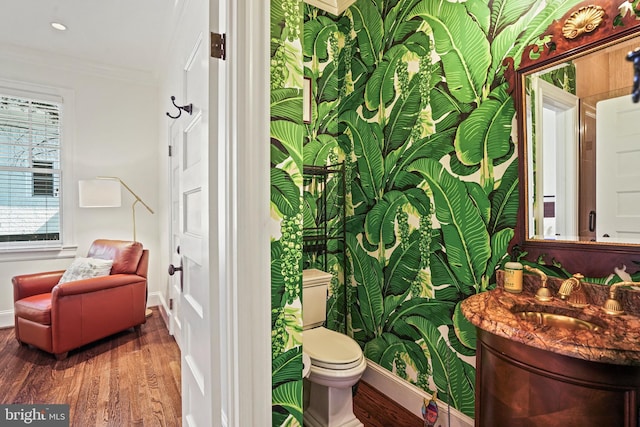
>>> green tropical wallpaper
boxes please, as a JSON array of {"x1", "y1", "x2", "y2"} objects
[
  {"x1": 271, "y1": 0, "x2": 590, "y2": 425},
  {"x1": 270, "y1": 0, "x2": 305, "y2": 425}
]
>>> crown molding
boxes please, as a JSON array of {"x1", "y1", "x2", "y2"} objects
[{"x1": 0, "y1": 43, "x2": 158, "y2": 86}]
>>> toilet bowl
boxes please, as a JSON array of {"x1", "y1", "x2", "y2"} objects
[
  {"x1": 304, "y1": 327, "x2": 366, "y2": 427},
  {"x1": 303, "y1": 269, "x2": 366, "y2": 427}
]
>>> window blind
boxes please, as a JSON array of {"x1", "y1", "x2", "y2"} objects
[{"x1": 0, "y1": 94, "x2": 62, "y2": 246}]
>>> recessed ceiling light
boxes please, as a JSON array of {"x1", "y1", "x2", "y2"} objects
[{"x1": 51, "y1": 22, "x2": 67, "y2": 31}]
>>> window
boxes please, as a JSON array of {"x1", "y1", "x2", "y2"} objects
[{"x1": 0, "y1": 93, "x2": 62, "y2": 247}]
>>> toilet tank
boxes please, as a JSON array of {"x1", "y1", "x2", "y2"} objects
[{"x1": 302, "y1": 269, "x2": 332, "y2": 329}]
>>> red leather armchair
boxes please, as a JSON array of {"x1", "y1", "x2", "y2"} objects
[{"x1": 12, "y1": 239, "x2": 149, "y2": 360}]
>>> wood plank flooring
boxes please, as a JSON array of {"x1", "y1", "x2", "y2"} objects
[
  {"x1": 0, "y1": 309, "x2": 423, "y2": 427},
  {"x1": 0, "y1": 308, "x2": 181, "y2": 426},
  {"x1": 354, "y1": 381, "x2": 425, "y2": 427}
]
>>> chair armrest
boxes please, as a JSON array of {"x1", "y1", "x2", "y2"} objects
[
  {"x1": 52, "y1": 274, "x2": 146, "y2": 298},
  {"x1": 13, "y1": 271, "x2": 64, "y2": 301}
]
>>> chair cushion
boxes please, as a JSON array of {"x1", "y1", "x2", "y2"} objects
[
  {"x1": 87, "y1": 240, "x2": 143, "y2": 274},
  {"x1": 58, "y1": 257, "x2": 113, "y2": 284},
  {"x1": 15, "y1": 293, "x2": 52, "y2": 325}
]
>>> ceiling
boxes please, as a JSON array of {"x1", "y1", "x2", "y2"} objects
[{"x1": 0, "y1": 0, "x2": 178, "y2": 75}]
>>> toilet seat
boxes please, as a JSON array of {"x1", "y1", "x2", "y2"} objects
[{"x1": 304, "y1": 327, "x2": 363, "y2": 370}]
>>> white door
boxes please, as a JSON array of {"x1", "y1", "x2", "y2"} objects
[
  {"x1": 596, "y1": 95, "x2": 640, "y2": 243},
  {"x1": 167, "y1": 0, "x2": 272, "y2": 425},
  {"x1": 168, "y1": 120, "x2": 183, "y2": 349},
  {"x1": 167, "y1": 1, "x2": 221, "y2": 425}
]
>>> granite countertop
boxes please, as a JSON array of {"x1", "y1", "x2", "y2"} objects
[{"x1": 461, "y1": 278, "x2": 640, "y2": 366}]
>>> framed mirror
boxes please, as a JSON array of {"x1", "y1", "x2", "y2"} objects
[
  {"x1": 524, "y1": 36, "x2": 640, "y2": 243},
  {"x1": 513, "y1": 3, "x2": 640, "y2": 276}
]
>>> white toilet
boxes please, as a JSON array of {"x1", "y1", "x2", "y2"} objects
[{"x1": 302, "y1": 268, "x2": 367, "y2": 427}]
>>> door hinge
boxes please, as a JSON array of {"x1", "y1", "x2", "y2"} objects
[
  {"x1": 169, "y1": 298, "x2": 174, "y2": 310},
  {"x1": 168, "y1": 145, "x2": 173, "y2": 157},
  {"x1": 211, "y1": 32, "x2": 226, "y2": 60}
]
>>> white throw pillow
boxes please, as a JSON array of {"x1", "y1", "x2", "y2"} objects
[{"x1": 58, "y1": 257, "x2": 114, "y2": 284}]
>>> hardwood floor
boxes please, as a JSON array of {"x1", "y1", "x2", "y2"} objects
[
  {"x1": 0, "y1": 308, "x2": 181, "y2": 426},
  {"x1": 0, "y1": 310, "x2": 423, "y2": 427},
  {"x1": 354, "y1": 381, "x2": 425, "y2": 427}
]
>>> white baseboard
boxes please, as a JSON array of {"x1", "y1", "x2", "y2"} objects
[
  {"x1": 362, "y1": 361, "x2": 474, "y2": 427},
  {"x1": 155, "y1": 292, "x2": 170, "y2": 329},
  {"x1": 0, "y1": 310, "x2": 13, "y2": 329},
  {"x1": 147, "y1": 290, "x2": 162, "y2": 309}
]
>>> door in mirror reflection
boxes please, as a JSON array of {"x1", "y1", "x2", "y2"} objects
[
  {"x1": 596, "y1": 95, "x2": 640, "y2": 243},
  {"x1": 528, "y1": 76, "x2": 579, "y2": 239}
]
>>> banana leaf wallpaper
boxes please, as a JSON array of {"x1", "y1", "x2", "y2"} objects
[
  {"x1": 271, "y1": 0, "x2": 591, "y2": 425},
  {"x1": 270, "y1": 0, "x2": 305, "y2": 425}
]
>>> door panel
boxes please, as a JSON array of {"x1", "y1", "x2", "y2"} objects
[
  {"x1": 169, "y1": 121, "x2": 183, "y2": 348},
  {"x1": 596, "y1": 95, "x2": 640, "y2": 243},
  {"x1": 180, "y1": 28, "x2": 212, "y2": 426}
]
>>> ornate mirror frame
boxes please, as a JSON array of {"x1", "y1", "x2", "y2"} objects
[{"x1": 511, "y1": 0, "x2": 640, "y2": 277}]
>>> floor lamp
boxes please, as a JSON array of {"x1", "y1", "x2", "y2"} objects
[
  {"x1": 79, "y1": 177, "x2": 154, "y2": 242},
  {"x1": 79, "y1": 177, "x2": 154, "y2": 317}
]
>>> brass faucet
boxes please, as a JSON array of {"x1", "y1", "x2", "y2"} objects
[
  {"x1": 603, "y1": 281, "x2": 640, "y2": 315},
  {"x1": 558, "y1": 273, "x2": 588, "y2": 308},
  {"x1": 523, "y1": 265, "x2": 552, "y2": 302}
]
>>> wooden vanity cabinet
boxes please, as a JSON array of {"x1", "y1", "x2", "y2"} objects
[{"x1": 475, "y1": 329, "x2": 640, "y2": 427}]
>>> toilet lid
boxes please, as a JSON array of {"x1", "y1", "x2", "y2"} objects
[
  {"x1": 302, "y1": 268, "x2": 333, "y2": 287},
  {"x1": 304, "y1": 327, "x2": 363, "y2": 370}
]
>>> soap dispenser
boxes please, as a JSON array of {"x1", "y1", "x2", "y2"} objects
[{"x1": 504, "y1": 261, "x2": 523, "y2": 294}]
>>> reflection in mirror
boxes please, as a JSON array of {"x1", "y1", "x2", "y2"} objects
[
  {"x1": 524, "y1": 35, "x2": 640, "y2": 244},
  {"x1": 526, "y1": 73, "x2": 579, "y2": 239}
]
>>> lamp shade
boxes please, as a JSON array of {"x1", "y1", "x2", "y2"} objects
[{"x1": 78, "y1": 179, "x2": 122, "y2": 208}]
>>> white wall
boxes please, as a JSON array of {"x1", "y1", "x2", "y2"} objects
[{"x1": 0, "y1": 46, "x2": 163, "y2": 323}]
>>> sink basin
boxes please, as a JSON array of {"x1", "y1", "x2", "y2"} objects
[{"x1": 514, "y1": 311, "x2": 604, "y2": 331}]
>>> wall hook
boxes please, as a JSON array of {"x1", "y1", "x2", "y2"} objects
[{"x1": 166, "y1": 96, "x2": 193, "y2": 119}]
